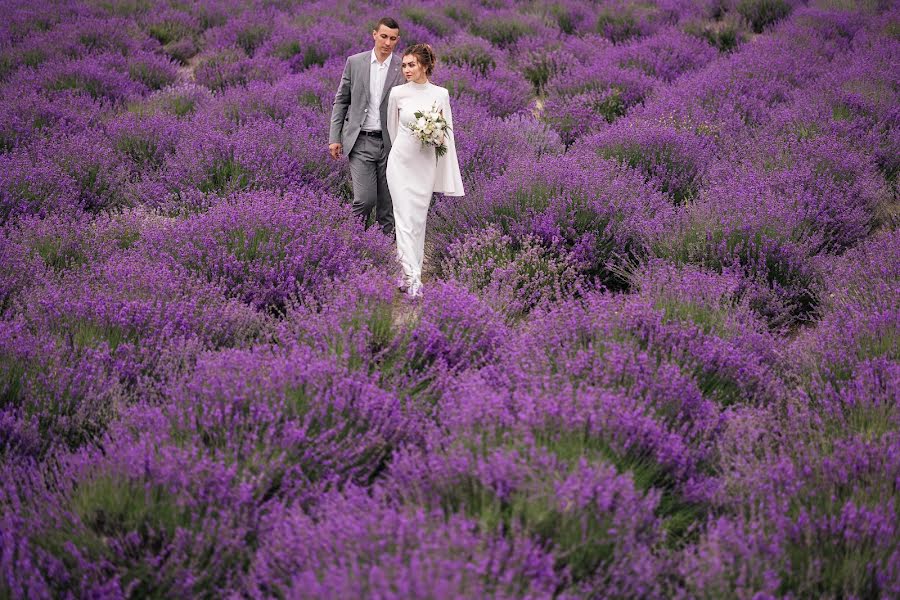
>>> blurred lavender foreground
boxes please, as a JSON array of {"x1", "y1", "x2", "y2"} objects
[{"x1": 0, "y1": 0, "x2": 898, "y2": 597}]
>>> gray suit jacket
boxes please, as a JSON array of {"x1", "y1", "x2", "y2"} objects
[{"x1": 329, "y1": 51, "x2": 403, "y2": 157}]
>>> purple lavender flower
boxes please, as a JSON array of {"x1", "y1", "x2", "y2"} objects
[
  {"x1": 158, "y1": 189, "x2": 394, "y2": 312},
  {"x1": 612, "y1": 27, "x2": 718, "y2": 82},
  {"x1": 433, "y1": 62, "x2": 533, "y2": 118},
  {"x1": 442, "y1": 226, "x2": 586, "y2": 321},
  {"x1": 431, "y1": 153, "x2": 673, "y2": 291},
  {"x1": 0, "y1": 232, "x2": 44, "y2": 316},
  {"x1": 1, "y1": 128, "x2": 130, "y2": 221},
  {"x1": 580, "y1": 120, "x2": 715, "y2": 204},
  {"x1": 0, "y1": 85, "x2": 103, "y2": 152},
  {"x1": 245, "y1": 486, "x2": 562, "y2": 598},
  {"x1": 544, "y1": 58, "x2": 655, "y2": 142},
  {"x1": 194, "y1": 49, "x2": 288, "y2": 92},
  {"x1": 203, "y1": 11, "x2": 274, "y2": 58},
  {"x1": 592, "y1": 0, "x2": 673, "y2": 43},
  {"x1": 0, "y1": 317, "x2": 122, "y2": 457},
  {"x1": 258, "y1": 15, "x2": 369, "y2": 72},
  {"x1": 435, "y1": 32, "x2": 497, "y2": 76},
  {"x1": 735, "y1": 0, "x2": 798, "y2": 34},
  {"x1": 105, "y1": 111, "x2": 184, "y2": 173},
  {"x1": 140, "y1": 7, "x2": 203, "y2": 64},
  {"x1": 386, "y1": 434, "x2": 669, "y2": 595}
]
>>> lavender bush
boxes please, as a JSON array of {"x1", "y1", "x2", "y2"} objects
[
  {"x1": 157, "y1": 189, "x2": 394, "y2": 312},
  {"x1": 430, "y1": 153, "x2": 673, "y2": 291}
]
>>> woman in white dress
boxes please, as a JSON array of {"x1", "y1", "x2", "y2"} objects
[{"x1": 386, "y1": 44, "x2": 465, "y2": 298}]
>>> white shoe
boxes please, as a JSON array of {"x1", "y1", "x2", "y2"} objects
[
  {"x1": 407, "y1": 280, "x2": 423, "y2": 298},
  {"x1": 396, "y1": 275, "x2": 408, "y2": 292}
]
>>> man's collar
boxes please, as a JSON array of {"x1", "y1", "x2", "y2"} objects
[{"x1": 371, "y1": 49, "x2": 391, "y2": 66}]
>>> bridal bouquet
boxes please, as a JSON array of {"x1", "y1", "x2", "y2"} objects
[{"x1": 408, "y1": 102, "x2": 450, "y2": 157}]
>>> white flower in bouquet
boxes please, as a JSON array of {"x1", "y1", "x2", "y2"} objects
[{"x1": 408, "y1": 102, "x2": 451, "y2": 158}]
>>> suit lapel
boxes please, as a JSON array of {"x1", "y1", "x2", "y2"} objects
[
  {"x1": 360, "y1": 52, "x2": 371, "y2": 104},
  {"x1": 381, "y1": 54, "x2": 401, "y2": 105}
]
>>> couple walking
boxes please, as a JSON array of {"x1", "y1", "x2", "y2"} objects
[{"x1": 328, "y1": 17, "x2": 464, "y2": 298}]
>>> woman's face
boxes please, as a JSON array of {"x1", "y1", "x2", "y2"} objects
[{"x1": 401, "y1": 54, "x2": 427, "y2": 83}]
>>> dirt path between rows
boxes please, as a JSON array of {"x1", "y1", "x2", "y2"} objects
[{"x1": 176, "y1": 54, "x2": 201, "y2": 83}]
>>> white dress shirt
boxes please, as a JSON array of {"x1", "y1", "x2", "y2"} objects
[{"x1": 361, "y1": 50, "x2": 391, "y2": 132}]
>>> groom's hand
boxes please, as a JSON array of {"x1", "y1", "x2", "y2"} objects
[{"x1": 329, "y1": 143, "x2": 342, "y2": 160}]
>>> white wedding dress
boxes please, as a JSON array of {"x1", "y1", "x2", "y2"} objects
[{"x1": 386, "y1": 81, "x2": 464, "y2": 296}]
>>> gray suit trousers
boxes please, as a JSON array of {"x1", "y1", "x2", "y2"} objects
[{"x1": 348, "y1": 133, "x2": 394, "y2": 235}]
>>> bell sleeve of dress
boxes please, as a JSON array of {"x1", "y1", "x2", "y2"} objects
[
  {"x1": 433, "y1": 88, "x2": 465, "y2": 197},
  {"x1": 386, "y1": 88, "x2": 399, "y2": 147}
]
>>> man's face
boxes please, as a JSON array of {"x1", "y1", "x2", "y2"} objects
[{"x1": 372, "y1": 25, "x2": 400, "y2": 60}]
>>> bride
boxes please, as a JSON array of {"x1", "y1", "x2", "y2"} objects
[{"x1": 386, "y1": 44, "x2": 464, "y2": 298}]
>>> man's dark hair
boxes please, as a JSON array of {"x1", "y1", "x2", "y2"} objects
[{"x1": 374, "y1": 17, "x2": 400, "y2": 32}]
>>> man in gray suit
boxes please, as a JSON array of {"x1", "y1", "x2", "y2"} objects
[{"x1": 329, "y1": 18, "x2": 404, "y2": 235}]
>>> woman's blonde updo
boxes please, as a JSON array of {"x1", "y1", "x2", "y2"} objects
[{"x1": 403, "y1": 43, "x2": 437, "y2": 76}]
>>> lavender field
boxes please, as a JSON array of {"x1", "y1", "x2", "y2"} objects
[{"x1": 1, "y1": 0, "x2": 898, "y2": 597}]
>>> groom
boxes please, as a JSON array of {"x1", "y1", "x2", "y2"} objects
[{"x1": 329, "y1": 17, "x2": 404, "y2": 235}]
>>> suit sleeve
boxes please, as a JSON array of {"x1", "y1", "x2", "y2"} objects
[
  {"x1": 329, "y1": 58, "x2": 351, "y2": 145},
  {"x1": 387, "y1": 88, "x2": 399, "y2": 146}
]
